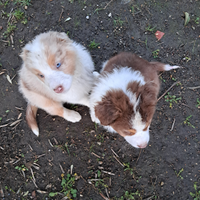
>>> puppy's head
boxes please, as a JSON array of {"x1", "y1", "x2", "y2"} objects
[
  {"x1": 94, "y1": 85, "x2": 157, "y2": 148},
  {"x1": 20, "y1": 31, "x2": 76, "y2": 93}
]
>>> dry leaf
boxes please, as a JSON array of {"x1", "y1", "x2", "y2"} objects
[
  {"x1": 6, "y1": 75, "x2": 12, "y2": 84},
  {"x1": 184, "y1": 12, "x2": 190, "y2": 26},
  {"x1": 155, "y1": 30, "x2": 165, "y2": 41}
]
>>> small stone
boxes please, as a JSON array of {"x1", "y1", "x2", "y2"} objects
[
  {"x1": 86, "y1": 16, "x2": 89, "y2": 20},
  {"x1": 108, "y1": 13, "x2": 112, "y2": 17},
  {"x1": 25, "y1": 6, "x2": 27, "y2": 9},
  {"x1": 161, "y1": 181, "x2": 164, "y2": 186}
]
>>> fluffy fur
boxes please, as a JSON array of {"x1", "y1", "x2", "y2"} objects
[
  {"x1": 90, "y1": 52, "x2": 180, "y2": 148},
  {"x1": 19, "y1": 31, "x2": 94, "y2": 136}
]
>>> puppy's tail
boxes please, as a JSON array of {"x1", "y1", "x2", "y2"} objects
[
  {"x1": 26, "y1": 103, "x2": 39, "y2": 136},
  {"x1": 150, "y1": 62, "x2": 181, "y2": 72}
]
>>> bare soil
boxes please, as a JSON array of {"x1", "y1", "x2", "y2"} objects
[{"x1": 0, "y1": 0, "x2": 200, "y2": 199}]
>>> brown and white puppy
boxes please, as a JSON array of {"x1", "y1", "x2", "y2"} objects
[
  {"x1": 19, "y1": 31, "x2": 94, "y2": 136},
  {"x1": 90, "y1": 52, "x2": 180, "y2": 148}
]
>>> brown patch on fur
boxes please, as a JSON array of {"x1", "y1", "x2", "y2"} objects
[
  {"x1": 47, "y1": 54, "x2": 56, "y2": 69},
  {"x1": 103, "y1": 52, "x2": 163, "y2": 84},
  {"x1": 20, "y1": 49, "x2": 30, "y2": 61},
  {"x1": 63, "y1": 50, "x2": 76, "y2": 75},
  {"x1": 139, "y1": 83, "x2": 158, "y2": 126},
  {"x1": 26, "y1": 104, "x2": 38, "y2": 131},
  {"x1": 128, "y1": 129, "x2": 136, "y2": 135},
  {"x1": 94, "y1": 89, "x2": 134, "y2": 137},
  {"x1": 101, "y1": 52, "x2": 162, "y2": 134}
]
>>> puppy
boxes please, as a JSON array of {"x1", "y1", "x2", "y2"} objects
[
  {"x1": 90, "y1": 52, "x2": 180, "y2": 148},
  {"x1": 19, "y1": 31, "x2": 94, "y2": 136}
]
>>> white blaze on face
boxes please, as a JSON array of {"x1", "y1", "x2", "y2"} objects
[
  {"x1": 125, "y1": 112, "x2": 150, "y2": 148},
  {"x1": 42, "y1": 68, "x2": 73, "y2": 93}
]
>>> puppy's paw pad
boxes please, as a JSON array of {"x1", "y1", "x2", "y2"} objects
[
  {"x1": 164, "y1": 64, "x2": 181, "y2": 71},
  {"x1": 64, "y1": 110, "x2": 81, "y2": 123}
]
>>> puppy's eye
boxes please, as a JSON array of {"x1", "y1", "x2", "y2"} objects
[
  {"x1": 56, "y1": 62, "x2": 61, "y2": 68},
  {"x1": 39, "y1": 74, "x2": 44, "y2": 78}
]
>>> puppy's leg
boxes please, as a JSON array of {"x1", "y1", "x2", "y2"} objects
[
  {"x1": 75, "y1": 96, "x2": 90, "y2": 107},
  {"x1": 26, "y1": 103, "x2": 39, "y2": 136},
  {"x1": 26, "y1": 91, "x2": 81, "y2": 129}
]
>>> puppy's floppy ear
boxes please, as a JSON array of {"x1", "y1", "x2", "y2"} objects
[
  {"x1": 139, "y1": 83, "x2": 157, "y2": 123},
  {"x1": 56, "y1": 32, "x2": 71, "y2": 44},
  {"x1": 20, "y1": 48, "x2": 30, "y2": 61},
  {"x1": 94, "y1": 99, "x2": 121, "y2": 126}
]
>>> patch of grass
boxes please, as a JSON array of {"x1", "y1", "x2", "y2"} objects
[
  {"x1": 164, "y1": 92, "x2": 181, "y2": 108},
  {"x1": 113, "y1": 17, "x2": 124, "y2": 27},
  {"x1": 3, "y1": 23, "x2": 16, "y2": 38},
  {"x1": 145, "y1": 25, "x2": 156, "y2": 33},
  {"x1": 88, "y1": 40, "x2": 100, "y2": 49},
  {"x1": 120, "y1": 190, "x2": 141, "y2": 200},
  {"x1": 175, "y1": 168, "x2": 184, "y2": 180},
  {"x1": 196, "y1": 98, "x2": 200, "y2": 108},
  {"x1": 49, "y1": 172, "x2": 78, "y2": 198},
  {"x1": 183, "y1": 115, "x2": 195, "y2": 129},
  {"x1": 94, "y1": 8, "x2": 104, "y2": 14},
  {"x1": 0, "y1": 117, "x2": 2, "y2": 122},
  {"x1": 13, "y1": 9, "x2": 24, "y2": 20},
  {"x1": 183, "y1": 56, "x2": 191, "y2": 62},
  {"x1": 14, "y1": 0, "x2": 31, "y2": 7},
  {"x1": 194, "y1": 17, "x2": 199, "y2": 24},
  {"x1": 190, "y1": 182, "x2": 200, "y2": 200},
  {"x1": 96, "y1": 133, "x2": 104, "y2": 143},
  {"x1": 0, "y1": 0, "x2": 9, "y2": 7},
  {"x1": 123, "y1": 162, "x2": 133, "y2": 175},
  {"x1": 15, "y1": 165, "x2": 28, "y2": 171},
  {"x1": 152, "y1": 49, "x2": 160, "y2": 58}
]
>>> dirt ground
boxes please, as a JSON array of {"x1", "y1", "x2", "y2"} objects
[{"x1": 0, "y1": 0, "x2": 200, "y2": 199}]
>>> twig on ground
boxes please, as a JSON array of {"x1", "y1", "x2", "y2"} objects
[
  {"x1": 58, "y1": 8, "x2": 64, "y2": 22},
  {"x1": 28, "y1": 144, "x2": 33, "y2": 151},
  {"x1": 113, "y1": 155, "x2": 124, "y2": 167},
  {"x1": 188, "y1": 86, "x2": 200, "y2": 90},
  {"x1": 53, "y1": 137, "x2": 58, "y2": 145},
  {"x1": 105, "y1": 188, "x2": 109, "y2": 198},
  {"x1": 7, "y1": 8, "x2": 13, "y2": 23},
  {"x1": 59, "y1": 163, "x2": 65, "y2": 174},
  {"x1": 0, "y1": 182, "x2": 4, "y2": 198},
  {"x1": 111, "y1": 148, "x2": 119, "y2": 157},
  {"x1": 17, "y1": 113, "x2": 22, "y2": 119},
  {"x1": 30, "y1": 167, "x2": 38, "y2": 188},
  {"x1": 0, "y1": 146, "x2": 4, "y2": 150},
  {"x1": 136, "y1": 149, "x2": 142, "y2": 164},
  {"x1": 15, "y1": 107, "x2": 24, "y2": 110},
  {"x1": 181, "y1": 103, "x2": 193, "y2": 110},
  {"x1": 157, "y1": 81, "x2": 180, "y2": 102},
  {"x1": 91, "y1": 152, "x2": 101, "y2": 158},
  {"x1": 48, "y1": 139, "x2": 54, "y2": 147},
  {"x1": 100, "y1": 192, "x2": 110, "y2": 200},
  {"x1": 37, "y1": 154, "x2": 45, "y2": 158},
  {"x1": 170, "y1": 119, "x2": 176, "y2": 131},
  {"x1": 0, "y1": 124, "x2": 9, "y2": 128},
  {"x1": 10, "y1": 119, "x2": 22, "y2": 126},
  {"x1": 13, "y1": 159, "x2": 20, "y2": 165},
  {"x1": 104, "y1": 0, "x2": 113, "y2": 9},
  {"x1": 102, "y1": 170, "x2": 115, "y2": 176}
]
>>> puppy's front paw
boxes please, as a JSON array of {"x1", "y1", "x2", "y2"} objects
[
  {"x1": 164, "y1": 64, "x2": 181, "y2": 71},
  {"x1": 64, "y1": 109, "x2": 82, "y2": 123}
]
